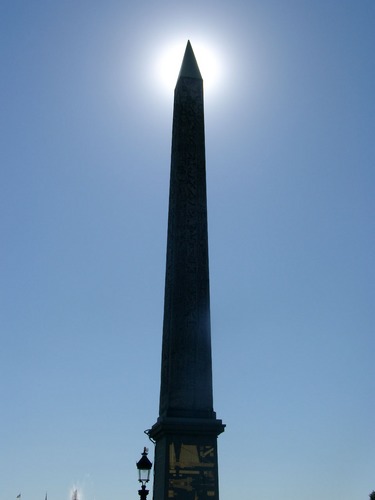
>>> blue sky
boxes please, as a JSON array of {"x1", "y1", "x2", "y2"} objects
[{"x1": 1, "y1": 1, "x2": 374, "y2": 499}]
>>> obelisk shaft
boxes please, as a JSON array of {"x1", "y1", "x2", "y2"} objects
[
  {"x1": 150, "y1": 41, "x2": 224, "y2": 500},
  {"x1": 159, "y1": 45, "x2": 214, "y2": 420}
]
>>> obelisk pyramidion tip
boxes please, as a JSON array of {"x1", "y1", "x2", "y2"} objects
[{"x1": 177, "y1": 40, "x2": 202, "y2": 80}]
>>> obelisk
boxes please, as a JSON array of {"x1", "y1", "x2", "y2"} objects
[{"x1": 149, "y1": 41, "x2": 225, "y2": 500}]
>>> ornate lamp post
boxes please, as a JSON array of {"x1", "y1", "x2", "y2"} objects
[{"x1": 136, "y1": 447, "x2": 152, "y2": 500}]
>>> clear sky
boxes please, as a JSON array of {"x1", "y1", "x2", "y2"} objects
[{"x1": 1, "y1": 1, "x2": 374, "y2": 500}]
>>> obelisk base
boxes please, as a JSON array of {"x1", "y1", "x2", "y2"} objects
[{"x1": 150, "y1": 418, "x2": 225, "y2": 500}]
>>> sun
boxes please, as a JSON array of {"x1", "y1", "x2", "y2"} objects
[{"x1": 155, "y1": 39, "x2": 222, "y2": 95}]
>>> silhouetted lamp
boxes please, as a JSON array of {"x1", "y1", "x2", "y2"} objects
[{"x1": 136, "y1": 447, "x2": 152, "y2": 500}]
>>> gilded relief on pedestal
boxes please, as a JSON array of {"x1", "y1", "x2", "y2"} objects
[{"x1": 167, "y1": 442, "x2": 217, "y2": 499}]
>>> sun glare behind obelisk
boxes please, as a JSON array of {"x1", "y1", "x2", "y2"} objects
[{"x1": 156, "y1": 40, "x2": 221, "y2": 94}]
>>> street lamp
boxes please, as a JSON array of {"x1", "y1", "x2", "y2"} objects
[{"x1": 136, "y1": 447, "x2": 152, "y2": 500}]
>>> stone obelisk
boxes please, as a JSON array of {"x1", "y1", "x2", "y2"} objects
[{"x1": 149, "y1": 41, "x2": 225, "y2": 500}]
